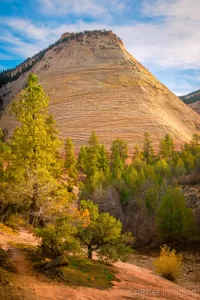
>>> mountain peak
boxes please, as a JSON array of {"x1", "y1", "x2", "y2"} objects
[{"x1": 0, "y1": 30, "x2": 200, "y2": 150}]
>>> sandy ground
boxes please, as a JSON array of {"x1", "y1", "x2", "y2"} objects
[{"x1": 0, "y1": 227, "x2": 200, "y2": 300}]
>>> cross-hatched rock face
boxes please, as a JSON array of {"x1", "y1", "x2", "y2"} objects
[{"x1": 1, "y1": 31, "x2": 200, "y2": 152}]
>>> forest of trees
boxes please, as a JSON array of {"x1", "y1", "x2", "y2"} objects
[{"x1": 0, "y1": 74, "x2": 200, "y2": 265}]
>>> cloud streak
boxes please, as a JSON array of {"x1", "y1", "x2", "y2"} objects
[
  {"x1": 38, "y1": 0, "x2": 128, "y2": 18},
  {"x1": 1, "y1": 0, "x2": 200, "y2": 95}
]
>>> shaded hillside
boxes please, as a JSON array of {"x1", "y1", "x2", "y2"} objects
[
  {"x1": 180, "y1": 90, "x2": 200, "y2": 115},
  {"x1": 180, "y1": 90, "x2": 200, "y2": 105},
  {"x1": 1, "y1": 30, "x2": 200, "y2": 151}
]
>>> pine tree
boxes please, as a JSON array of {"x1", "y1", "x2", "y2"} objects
[
  {"x1": 85, "y1": 131, "x2": 100, "y2": 177},
  {"x1": 98, "y1": 144, "x2": 110, "y2": 176},
  {"x1": 181, "y1": 150, "x2": 195, "y2": 172},
  {"x1": 111, "y1": 153, "x2": 124, "y2": 179},
  {"x1": 143, "y1": 132, "x2": 154, "y2": 163},
  {"x1": 78, "y1": 145, "x2": 87, "y2": 171},
  {"x1": 160, "y1": 134, "x2": 174, "y2": 158},
  {"x1": 110, "y1": 138, "x2": 128, "y2": 178},
  {"x1": 11, "y1": 73, "x2": 61, "y2": 178},
  {"x1": 9, "y1": 73, "x2": 63, "y2": 224},
  {"x1": 174, "y1": 158, "x2": 186, "y2": 177},
  {"x1": 65, "y1": 138, "x2": 77, "y2": 181},
  {"x1": 111, "y1": 138, "x2": 128, "y2": 164},
  {"x1": 133, "y1": 144, "x2": 143, "y2": 160},
  {"x1": 154, "y1": 158, "x2": 171, "y2": 178}
]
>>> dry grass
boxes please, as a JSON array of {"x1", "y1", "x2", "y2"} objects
[{"x1": 0, "y1": 223, "x2": 19, "y2": 236}]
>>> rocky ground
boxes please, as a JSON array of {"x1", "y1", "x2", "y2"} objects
[
  {"x1": 129, "y1": 251, "x2": 200, "y2": 295},
  {"x1": 0, "y1": 225, "x2": 200, "y2": 300}
]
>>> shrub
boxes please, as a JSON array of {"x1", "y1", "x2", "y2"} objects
[
  {"x1": 35, "y1": 218, "x2": 80, "y2": 259},
  {"x1": 156, "y1": 187, "x2": 194, "y2": 241},
  {"x1": 153, "y1": 245, "x2": 182, "y2": 281}
]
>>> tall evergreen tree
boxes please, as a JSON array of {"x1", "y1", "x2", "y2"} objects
[
  {"x1": 85, "y1": 131, "x2": 100, "y2": 177},
  {"x1": 143, "y1": 132, "x2": 154, "y2": 163},
  {"x1": 78, "y1": 145, "x2": 87, "y2": 172},
  {"x1": 160, "y1": 134, "x2": 174, "y2": 158},
  {"x1": 98, "y1": 144, "x2": 110, "y2": 176},
  {"x1": 111, "y1": 138, "x2": 128, "y2": 164},
  {"x1": 65, "y1": 138, "x2": 77, "y2": 181},
  {"x1": 9, "y1": 73, "x2": 63, "y2": 224},
  {"x1": 110, "y1": 138, "x2": 128, "y2": 178},
  {"x1": 133, "y1": 144, "x2": 143, "y2": 160},
  {"x1": 11, "y1": 73, "x2": 61, "y2": 178},
  {"x1": 174, "y1": 158, "x2": 186, "y2": 177}
]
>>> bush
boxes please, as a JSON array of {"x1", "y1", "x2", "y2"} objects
[
  {"x1": 153, "y1": 245, "x2": 182, "y2": 281},
  {"x1": 35, "y1": 218, "x2": 80, "y2": 259},
  {"x1": 156, "y1": 187, "x2": 194, "y2": 241}
]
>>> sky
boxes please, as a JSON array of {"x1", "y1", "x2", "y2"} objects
[{"x1": 0, "y1": 0, "x2": 200, "y2": 96}]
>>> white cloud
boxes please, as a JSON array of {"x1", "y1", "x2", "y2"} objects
[
  {"x1": 2, "y1": 14, "x2": 200, "y2": 71},
  {"x1": 0, "y1": 32, "x2": 43, "y2": 57},
  {"x1": 143, "y1": 0, "x2": 200, "y2": 20},
  {"x1": 1, "y1": 0, "x2": 200, "y2": 89},
  {"x1": 5, "y1": 19, "x2": 51, "y2": 41},
  {"x1": 39, "y1": 0, "x2": 128, "y2": 17}
]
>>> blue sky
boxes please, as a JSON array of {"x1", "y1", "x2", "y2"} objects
[{"x1": 0, "y1": 0, "x2": 200, "y2": 96}]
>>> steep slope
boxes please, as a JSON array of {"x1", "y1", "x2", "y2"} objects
[{"x1": 1, "y1": 30, "x2": 200, "y2": 150}]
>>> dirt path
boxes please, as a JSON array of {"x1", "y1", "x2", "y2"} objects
[{"x1": 1, "y1": 227, "x2": 200, "y2": 300}]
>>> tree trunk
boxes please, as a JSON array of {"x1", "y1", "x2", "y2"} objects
[
  {"x1": 44, "y1": 256, "x2": 68, "y2": 270},
  {"x1": 29, "y1": 202, "x2": 35, "y2": 225},
  {"x1": 29, "y1": 183, "x2": 39, "y2": 225},
  {"x1": 88, "y1": 246, "x2": 93, "y2": 259}
]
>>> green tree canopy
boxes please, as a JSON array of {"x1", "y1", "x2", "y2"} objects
[
  {"x1": 160, "y1": 134, "x2": 174, "y2": 158},
  {"x1": 110, "y1": 138, "x2": 128, "y2": 179},
  {"x1": 78, "y1": 200, "x2": 133, "y2": 261},
  {"x1": 6, "y1": 73, "x2": 64, "y2": 224},
  {"x1": 65, "y1": 138, "x2": 77, "y2": 181},
  {"x1": 143, "y1": 132, "x2": 154, "y2": 163},
  {"x1": 11, "y1": 73, "x2": 61, "y2": 178},
  {"x1": 156, "y1": 188, "x2": 194, "y2": 240}
]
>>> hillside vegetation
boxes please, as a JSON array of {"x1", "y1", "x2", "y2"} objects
[
  {"x1": 0, "y1": 74, "x2": 200, "y2": 298},
  {"x1": 180, "y1": 90, "x2": 200, "y2": 105}
]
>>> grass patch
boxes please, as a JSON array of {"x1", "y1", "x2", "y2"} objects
[
  {"x1": 56, "y1": 256, "x2": 118, "y2": 289},
  {"x1": 14, "y1": 243, "x2": 119, "y2": 289},
  {"x1": 0, "y1": 223, "x2": 19, "y2": 236}
]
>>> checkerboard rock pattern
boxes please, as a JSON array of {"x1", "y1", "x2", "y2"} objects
[{"x1": 1, "y1": 31, "x2": 200, "y2": 152}]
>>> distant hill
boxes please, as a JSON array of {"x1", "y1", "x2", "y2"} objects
[{"x1": 180, "y1": 89, "x2": 200, "y2": 104}]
